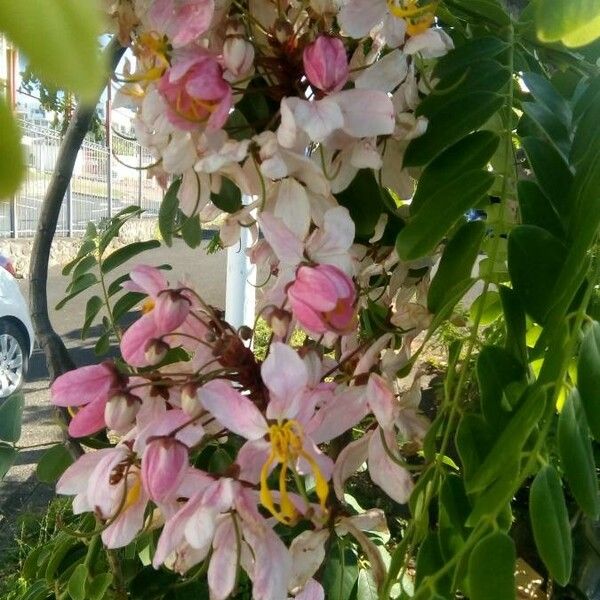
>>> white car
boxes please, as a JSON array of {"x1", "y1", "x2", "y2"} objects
[{"x1": 0, "y1": 261, "x2": 35, "y2": 398}]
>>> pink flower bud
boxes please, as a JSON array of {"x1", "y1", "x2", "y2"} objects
[
  {"x1": 181, "y1": 383, "x2": 203, "y2": 418},
  {"x1": 223, "y1": 36, "x2": 255, "y2": 78},
  {"x1": 154, "y1": 290, "x2": 191, "y2": 332},
  {"x1": 287, "y1": 264, "x2": 357, "y2": 334},
  {"x1": 303, "y1": 35, "x2": 349, "y2": 93},
  {"x1": 104, "y1": 393, "x2": 141, "y2": 433},
  {"x1": 144, "y1": 338, "x2": 170, "y2": 365},
  {"x1": 142, "y1": 437, "x2": 189, "y2": 502}
]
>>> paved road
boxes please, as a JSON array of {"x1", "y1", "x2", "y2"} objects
[{"x1": 0, "y1": 240, "x2": 228, "y2": 550}]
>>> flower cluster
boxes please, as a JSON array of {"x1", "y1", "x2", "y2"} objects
[{"x1": 55, "y1": 1, "x2": 452, "y2": 597}]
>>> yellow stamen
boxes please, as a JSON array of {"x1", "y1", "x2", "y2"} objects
[
  {"x1": 124, "y1": 475, "x2": 142, "y2": 510},
  {"x1": 259, "y1": 420, "x2": 329, "y2": 525},
  {"x1": 387, "y1": 0, "x2": 438, "y2": 35},
  {"x1": 142, "y1": 298, "x2": 155, "y2": 314}
]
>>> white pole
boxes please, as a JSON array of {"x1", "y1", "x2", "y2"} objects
[{"x1": 225, "y1": 203, "x2": 256, "y2": 330}]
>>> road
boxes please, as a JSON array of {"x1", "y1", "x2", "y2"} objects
[{"x1": 0, "y1": 240, "x2": 228, "y2": 550}]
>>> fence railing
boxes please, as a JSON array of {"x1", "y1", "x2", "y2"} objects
[{"x1": 0, "y1": 118, "x2": 164, "y2": 238}]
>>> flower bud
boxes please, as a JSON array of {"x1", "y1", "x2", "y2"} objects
[
  {"x1": 267, "y1": 307, "x2": 291, "y2": 338},
  {"x1": 104, "y1": 392, "x2": 141, "y2": 433},
  {"x1": 144, "y1": 338, "x2": 170, "y2": 365},
  {"x1": 154, "y1": 290, "x2": 191, "y2": 332},
  {"x1": 303, "y1": 35, "x2": 349, "y2": 93},
  {"x1": 273, "y1": 18, "x2": 294, "y2": 45},
  {"x1": 142, "y1": 437, "x2": 188, "y2": 503},
  {"x1": 223, "y1": 34, "x2": 255, "y2": 78},
  {"x1": 181, "y1": 383, "x2": 203, "y2": 418},
  {"x1": 287, "y1": 264, "x2": 357, "y2": 335}
]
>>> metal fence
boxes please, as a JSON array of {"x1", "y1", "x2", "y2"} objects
[{"x1": 0, "y1": 118, "x2": 164, "y2": 238}]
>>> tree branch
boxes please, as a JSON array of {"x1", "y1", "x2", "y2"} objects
[{"x1": 28, "y1": 37, "x2": 126, "y2": 457}]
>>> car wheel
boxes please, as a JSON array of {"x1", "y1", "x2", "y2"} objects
[{"x1": 0, "y1": 320, "x2": 29, "y2": 399}]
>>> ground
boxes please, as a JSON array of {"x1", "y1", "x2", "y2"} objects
[{"x1": 0, "y1": 240, "x2": 228, "y2": 555}]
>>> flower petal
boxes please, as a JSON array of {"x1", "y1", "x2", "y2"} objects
[
  {"x1": 332, "y1": 432, "x2": 371, "y2": 500},
  {"x1": 208, "y1": 518, "x2": 238, "y2": 600},
  {"x1": 200, "y1": 380, "x2": 267, "y2": 440},
  {"x1": 263, "y1": 343, "x2": 309, "y2": 420},
  {"x1": 367, "y1": 427, "x2": 413, "y2": 504}
]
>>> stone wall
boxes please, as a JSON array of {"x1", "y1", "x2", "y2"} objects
[{"x1": 0, "y1": 218, "x2": 159, "y2": 278}]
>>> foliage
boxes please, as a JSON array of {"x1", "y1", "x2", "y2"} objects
[{"x1": 3, "y1": 0, "x2": 600, "y2": 599}]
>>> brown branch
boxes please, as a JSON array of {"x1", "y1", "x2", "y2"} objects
[{"x1": 28, "y1": 37, "x2": 126, "y2": 458}]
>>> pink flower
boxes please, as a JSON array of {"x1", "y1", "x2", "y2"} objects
[
  {"x1": 51, "y1": 362, "x2": 123, "y2": 438},
  {"x1": 120, "y1": 265, "x2": 193, "y2": 367},
  {"x1": 303, "y1": 35, "x2": 349, "y2": 93},
  {"x1": 142, "y1": 437, "x2": 189, "y2": 503},
  {"x1": 57, "y1": 446, "x2": 149, "y2": 548},
  {"x1": 287, "y1": 264, "x2": 357, "y2": 335},
  {"x1": 158, "y1": 51, "x2": 232, "y2": 132},
  {"x1": 148, "y1": 0, "x2": 215, "y2": 48}
]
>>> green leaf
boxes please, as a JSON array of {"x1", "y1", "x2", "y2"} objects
[
  {"x1": 57, "y1": 273, "x2": 99, "y2": 310},
  {"x1": 499, "y1": 285, "x2": 528, "y2": 366},
  {"x1": 558, "y1": 389, "x2": 600, "y2": 518},
  {"x1": 466, "y1": 460, "x2": 519, "y2": 527},
  {"x1": 0, "y1": 0, "x2": 104, "y2": 101},
  {"x1": 36, "y1": 444, "x2": 74, "y2": 484},
  {"x1": 521, "y1": 137, "x2": 573, "y2": 218},
  {"x1": 417, "y1": 60, "x2": 510, "y2": 118},
  {"x1": 449, "y1": 0, "x2": 510, "y2": 26},
  {"x1": 20, "y1": 580, "x2": 50, "y2": 600},
  {"x1": 62, "y1": 240, "x2": 97, "y2": 276},
  {"x1": 507, "y1": 225, "x2": 566, "y2": 324},
  {"x1": 456, "y1": 414, "x2": 495, "y2": 483},
  {"x1": 404, "y1": 92, "x2": 504, "y2": 167},
  {"x1": 322, "y1": 542, "x2": 359, "y2": 600},
  {"x1": 101, "y1": 240, "x2": 161, "y2": 274},
  {"x1": 113, "y1": 292, "x2": 145, "y2": 322},
  {"x1": 44, "y1": 533, "x2": 78, "y2": 585},
  {"x1": 428, "y1": 221, "x2": 485, "y2": 313},
  {"x1": 477, "y1": 346, "x2": 526, "y2": 430},
  {"x1": 530, "y1": 465, "x2": 573, "y2": 586},
  {"x1": 434, "y1": 37, "x2": 509, "y2": 80},
  {"x1": 467, "y1": 387, "x2": 546, "y2": 493},
  {"x1": 521, "y1": 72, "x2": 571, "y2": 127},
  {"x1": 536, "y1": 0, "x2": 600, "y2": 48},
  {"x1": 0, "y1": 393, "x2": 24, "y2": 442},
  {"x1": 0, "y1": 97, "x2": 24, "y2": 197},
  {"x1": 95, "y1": 332, "x2": 111, "y2": 356},
  {"x1": 87, "y1": 572, "x2": 113, "y2": 600},
  {"x1": 518, "y1": 180, "x2": 564, "y2": 239},
  {"x1": 71, "y1": 255, "x2": 98, "y2": 281},
  {"x1": 578, "y1": 322, "x2": 600, "y2": 440},
  {"x1": 470, "y1": 290, "x2": 503, "y2": 326},
  {"x1": 107, "y1": 273, "x2": 131, "y2": 297},
  {"x1": 81, "y1": 295, "x2": 104, "y2": 339},
  {"x1": 335, "y1": 170, "x2": 385, "y2": 239},
  {"x1": 181, "y1": 215, "x2": 203, "y2": 248},
  {"x1": 159, "y1": 179, "x2": 181, "y2": 247},
  {"x1": 67, "y1": 563, "x2": 88, "y2": 600},
  {"x1": 396, "y1": 171, "x2": 494, "y2": 261},
  {"x1": 414, "y1": 533, "x2": 451, "y2": 596},
  {"x1": 521, "y1": 102, "x2": 570, "y2": 159},
  {"x1": 467, "y1": 531, "x2": 516, "y2": 600},
  {"x1": 98, "y1": 207, "x2": 144, "y2": 256},
  {"x1": 0, "y1": 443, "x2": 17, "y2": 479},
  {"x1": 211, "y1": 177, "x2": 243, "y2": 213},
  {"x1": 410, "y1": 131, "x2": 500, "y2": 215}
]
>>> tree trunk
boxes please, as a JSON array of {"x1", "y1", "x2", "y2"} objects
[{"x1": 28, "y1": 37, "x2": 125, "y2": 456}]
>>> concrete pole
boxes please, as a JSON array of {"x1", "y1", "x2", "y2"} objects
[{"x1": 225, "y1": 201, "x2": 256, "y2": 330}]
